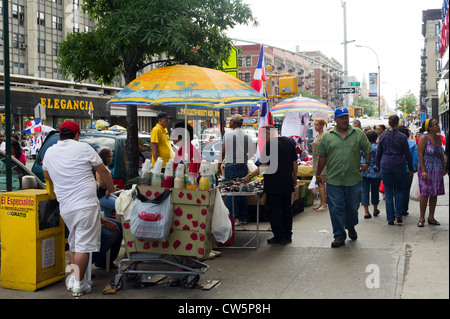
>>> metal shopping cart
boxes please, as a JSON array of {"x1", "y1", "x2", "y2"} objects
[{"x1": 110, "y1": 185, "x2": 216, "y2": 290}]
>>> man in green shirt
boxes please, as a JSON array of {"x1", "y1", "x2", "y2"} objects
[{"x1": 316, "y1": 107, "x2": 372, "y2": 248}]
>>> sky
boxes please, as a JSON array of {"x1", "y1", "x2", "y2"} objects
[{"x1": 226, "y1": 0, "x2": 444, "y2": 110}]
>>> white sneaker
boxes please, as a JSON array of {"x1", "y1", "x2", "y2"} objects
[
  {"x1": 66, "y1": 275, "x2": 74, "y2": 291},
  {"x1": 72, "y1": 280, "x2": 91, "y2": 297}
]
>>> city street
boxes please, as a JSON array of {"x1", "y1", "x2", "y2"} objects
[{"x1": 1, "y1": 172, "x2": 448, "y2": 300}]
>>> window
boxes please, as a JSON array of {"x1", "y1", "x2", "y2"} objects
[
  {"x1": 12, "y1": 4, "x2": 18, "y2": 18},
  {"x1": 52, "y1": 42, "x2": 58, "y2": 56},
  {"x1": 52, "y1": 16, "x2": 62, "y2": 31},
  {"x1": 13, "y1": 34, "x2": 19, "y2": 49},
  {"x1": 238, "y1": 57, "x2": 242, "y2": 67},
  {"x1": 73, "y1": 23, "x2": 80, "y2": 33},
  {"x1": 245, "y1": 73, "x2": 250, "y2": 82},
  {"x1": 0, "y1": 154, "x2": 30, "y2": 191},
  {"x1": 246, "y1": 56, "x2": 251, "y2": 67},
  {"x1": 38, "y1": 38, "x2": 45, "y2": 54},
  {"x1": 37, "y1": 11, "x2": 45, "y2": 26},
  {"x1": 310, "y1": 79, "x2": 315, "y2": 87}
]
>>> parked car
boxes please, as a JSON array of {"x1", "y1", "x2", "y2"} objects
[
  {"x1": 31, "y1": 129, "x2": 152, "y2": 186},
  {"x1": 1, "y1": 150, "x2": 45, "y2": 192}
]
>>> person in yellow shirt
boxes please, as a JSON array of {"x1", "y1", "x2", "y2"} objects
[{"x1": 151, "y1": 112, "x2": 174, "y2": 169}]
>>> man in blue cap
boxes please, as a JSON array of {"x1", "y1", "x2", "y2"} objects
[{"x1": 316, "y1": 107, "x2": 372, "y2": 248}]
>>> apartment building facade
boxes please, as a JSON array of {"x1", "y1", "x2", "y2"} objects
[{"x1": 0, "y1": 0, "x2": 158, "y2": 133}]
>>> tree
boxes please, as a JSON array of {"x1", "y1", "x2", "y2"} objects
[
  {"x1": 57, "y1": 0, "x2": 257, "y2": 180},
  {"x1": 394, "y1": 91, "x2": 418, "y2": 115}
]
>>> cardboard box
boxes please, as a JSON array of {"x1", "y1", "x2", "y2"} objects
[{"x1": 122, "y1": 186, "x2": 215, "y2": 258}]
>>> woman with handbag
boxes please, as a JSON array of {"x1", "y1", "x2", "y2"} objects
[{"x1": 417, "y1": 119, "x2": 446, "y2": 227}]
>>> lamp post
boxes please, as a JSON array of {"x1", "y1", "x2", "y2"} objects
[{"x1": 356, "y1": 45, "x2": 381, "y2": 118}]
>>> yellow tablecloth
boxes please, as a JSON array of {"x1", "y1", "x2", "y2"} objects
[{"x1": 297, "y1": 165, "x2": 313, "y2": 177}]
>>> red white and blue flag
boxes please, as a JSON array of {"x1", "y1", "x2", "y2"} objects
[
  {"x1": 24, "y1": 119, "x2": 42, "y2": 134},
  {"x1": 250, "y1": 45, "x2": 273, "y2": 160}
]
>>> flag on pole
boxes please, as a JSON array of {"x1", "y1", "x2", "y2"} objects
[
  {"x1": 250, "y1": 45, "x2": 273, "y2": 160},
  {"x1": 24, "y1": 119, "x2": 42, "y2": 134}
]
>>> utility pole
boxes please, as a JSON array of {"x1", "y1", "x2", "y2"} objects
[
  {"x1": 3, "y1": 0, "x2": 12, "y2": 191},
  {"x1": 341, "y1": 1, "x2": 354, "y2": 108}
]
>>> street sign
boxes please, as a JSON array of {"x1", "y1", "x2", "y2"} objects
[
  {"x1": 337, "y1": 87, "x2": 356, "y2": 94},
  {"x1": 348, "y1": 82, "x2": 361, "y2": 87}
]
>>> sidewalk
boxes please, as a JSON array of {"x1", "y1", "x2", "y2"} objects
[{"x1": 0, "y1": 178, "x2": 448, "y2": 299}]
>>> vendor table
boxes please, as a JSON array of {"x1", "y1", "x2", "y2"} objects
[{"x1": 220, "y1": 190, "x2": 267, "y2": 249}]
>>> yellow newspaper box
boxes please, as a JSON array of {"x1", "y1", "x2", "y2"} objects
[{"x1": 0, "y1": 189, "x2": 65, "y2": 291}]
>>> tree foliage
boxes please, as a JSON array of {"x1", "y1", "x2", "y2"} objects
[
  {"x1": 394, "y1": 91, "x2": 418, "y2": 115},
  {"x1": 58, "y1": 0, "x2": 257, "y2": 84},
  {"x1": 57, "y1": 0, "x2": 257, "y2": 180}
]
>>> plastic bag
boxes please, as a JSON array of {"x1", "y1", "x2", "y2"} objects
[
  {"x1": 212, "y1": 188, "x2": 232, "y2": 244},
  {"x1": 379, "y1": 180, "x2": 385, "y2": 194},
  {"x1": 130, "y1": 189, "x2": 173, "y2": 241},
  {"x1": 115, "y1": 184, "x2": 137, "y2": 220},
  {"x1": 308, "y1": 175, "x2": 318, "y2": 190},
  {"x1": 409, "y1": 174, "x2": 421, "y2": 201}
]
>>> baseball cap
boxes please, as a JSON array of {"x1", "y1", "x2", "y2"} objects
[
  {"x1": 156, "y1": 112, "x2": 172, "y2": 121},
  {"x1": 60, "y1": 121, "x2": 80, "y2": 134},
  {"x1": 230, "y1": 114, "x2": 243, "y2": 122},
  {"x1": 334, "y1": 107, "x2": 349, "y2": 118}
]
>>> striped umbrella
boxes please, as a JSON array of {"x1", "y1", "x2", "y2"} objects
[{"x1": 271, "y1": 96, "x2": 334, "y2": 115}]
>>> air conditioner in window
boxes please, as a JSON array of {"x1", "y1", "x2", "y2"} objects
[{"x1": 20, "y1": 43, "x2": 28, "y2": 49}]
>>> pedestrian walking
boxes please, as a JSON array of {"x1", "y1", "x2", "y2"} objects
[
  {"x1": 375, "y1": 115, "x2": 413, "y2": 225},
  {"x1": 397, "y1": 125, "x2": 419, "y2": 216},
  {"x1": 221, "y1": 114, "x2": 255, "y2": 224},
  {"x1": 151, "y1": 112, "x2": 174, "y2": 170},
  {"x1": 43, "y1": 121, "x2": 116, "y2": 296},
  {"x1": 311, "y1": 118, "x2": 328, "y2": 211},
  {"x1": 316, "y1": 107, "x2": 372, "y2": 248},
  {"x1": 375, "y1": 124, "x2": 386, "y2": 143},
  {"x1": 360, "y1": 130, "x2": 382, "y2": 219},
  {"x1": 417, "y1": 119, "x2": 446, "y2": 227},
  {"x1": 244, "y1": 125, "x2": 298, "y2": 244}
]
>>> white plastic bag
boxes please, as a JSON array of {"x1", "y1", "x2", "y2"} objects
[
  {"x1": 410, "y1": 174, "x2": 420, "y2": 201},
  {"x1": 115, "y1": 184, "x2": 137, "y2": 220},
  {"x1": 130, "y1": 189, "x2": 173, "y2": 241},
  {"x1": 308, "y1": 175, "x2": 318, "y2": 190},
  {"x1": 212, "y1": 188, "x2": 232, "y2": 243}
]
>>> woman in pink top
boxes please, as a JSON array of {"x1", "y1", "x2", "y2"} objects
[
  {"x1": 11, "y1": 139, "x2": 27, "y2": 165},
  {"x1": 172, "y1": 122, "x2": 201, "y2": 176}
]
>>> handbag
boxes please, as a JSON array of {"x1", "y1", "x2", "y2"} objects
[
  {"x1": 130, "y1": 188, "x2": 173, "y2": 241},
  {"x1": 409, "y1": 174, "x2": 420, "y2": 201}
]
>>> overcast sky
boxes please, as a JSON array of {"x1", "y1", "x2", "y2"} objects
[{"x1": 226, "y1": 0, "x2": 444, "y2": 109}]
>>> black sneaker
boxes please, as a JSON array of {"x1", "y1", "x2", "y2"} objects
[
  {"x1": 347, "y1": 227, "x2": 357, "y2": 241},
  {"x1": 331, "y1": 235, "x2": 346, "y2": 248},
  {"x1": 267, "y1": 237, "x2": 286, "y2": 245}
]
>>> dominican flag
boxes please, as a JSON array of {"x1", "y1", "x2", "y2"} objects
[{"x1": 24, "y1": 119, "x2": 42, "y2": 134}]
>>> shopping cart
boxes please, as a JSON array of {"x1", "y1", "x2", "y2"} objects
[{"x1": 111, "y1": 185, "x2": 216, "y2": 290}]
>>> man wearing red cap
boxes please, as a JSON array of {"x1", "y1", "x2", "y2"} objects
[{"x1": 43, "y1": 121, "x2": 116, "y2": 296}]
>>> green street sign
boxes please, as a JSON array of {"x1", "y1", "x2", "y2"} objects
[{"x1": 348, "y1": 82, "x2": 361, "y2": 87}]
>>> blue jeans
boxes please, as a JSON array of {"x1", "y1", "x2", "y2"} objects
[
  {"x1": 224, "y1": 163, "x2": 249, "y2": 222},
  {"x1": 361, "y1": 177, "x2": 381, "y2": 206},
  {"x1": 380, "y1": 167, "x2": 406, "y2": 221},
  {"x1": 99, "y1": 195, "x2": 116, "y2": 218},
  {"x1": 92, "y1": 217, "x2": 123, "y2": 268},
  {"x1": 326, "y1": 182, "x2": 361, "y2": 238}
]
